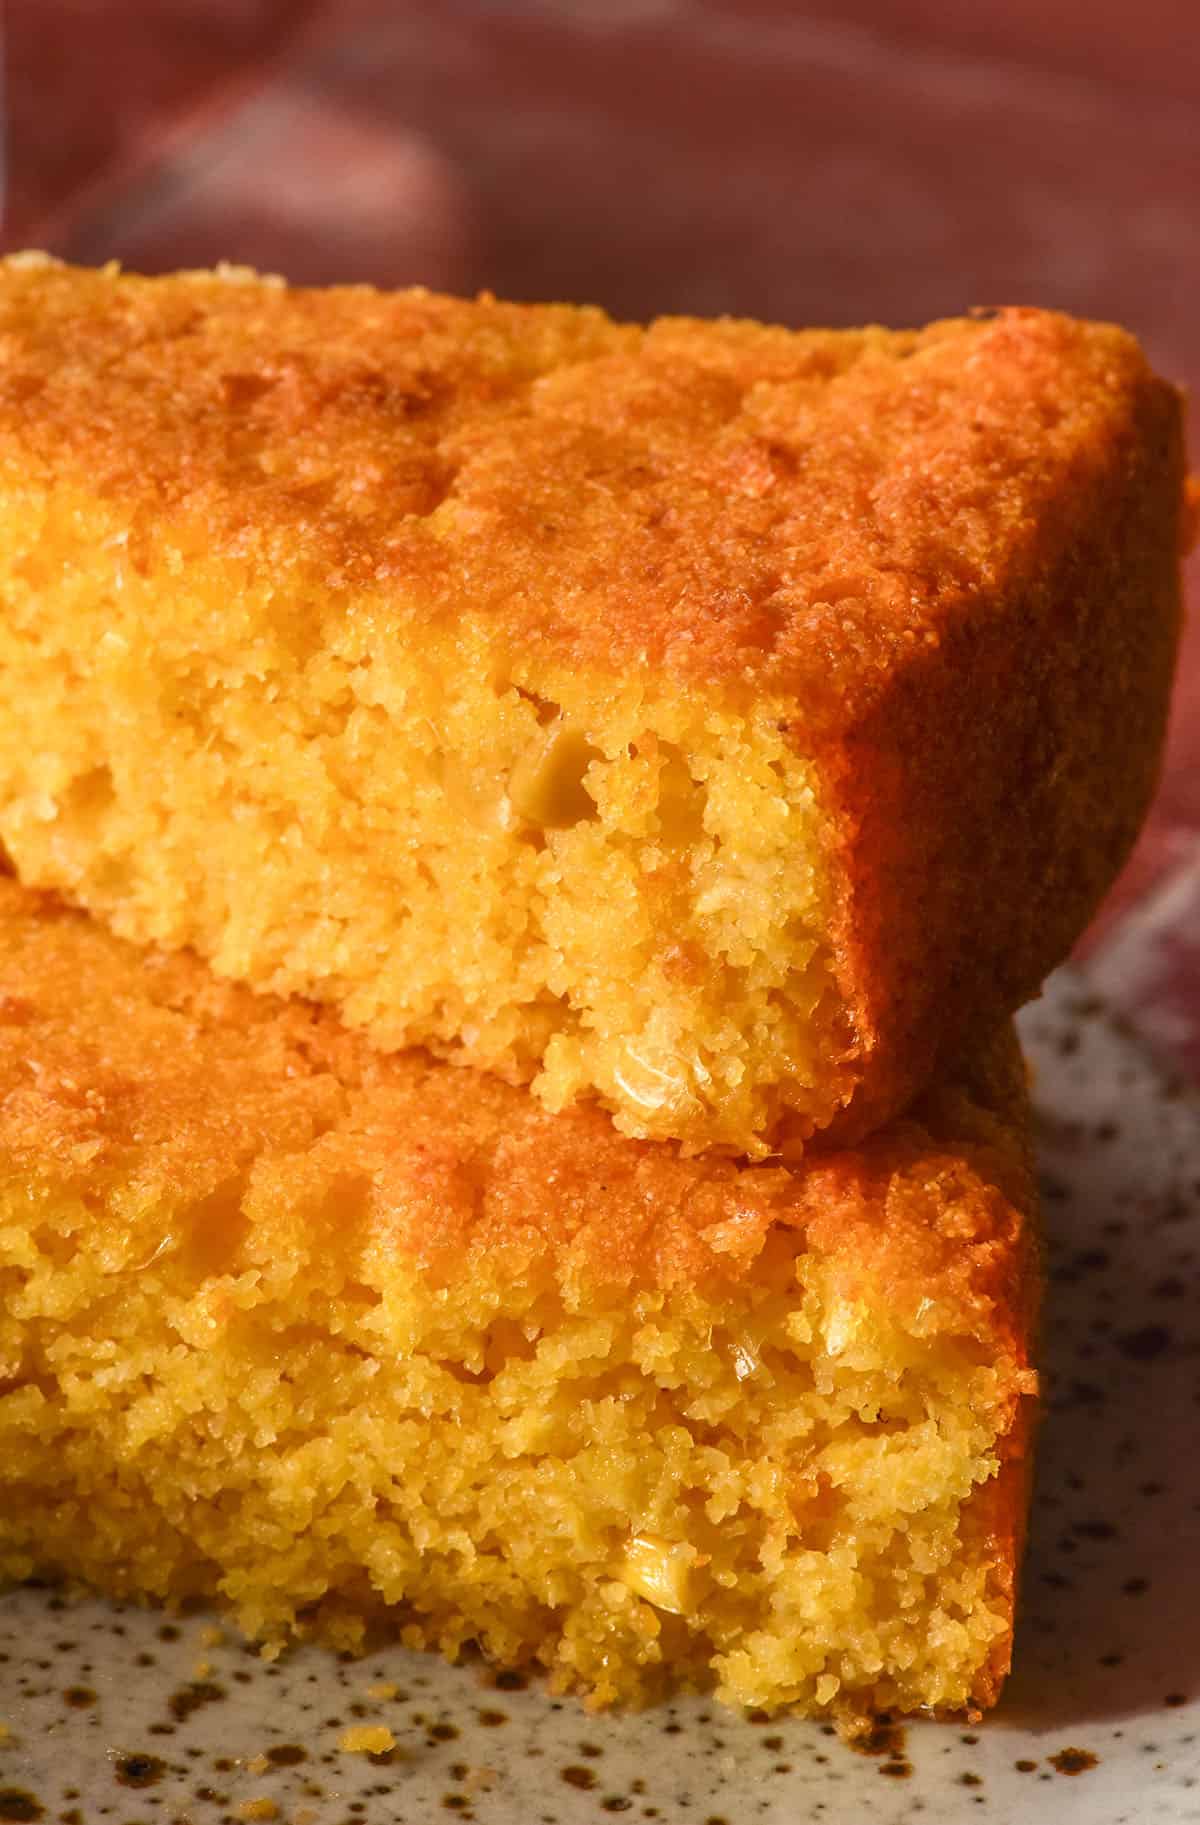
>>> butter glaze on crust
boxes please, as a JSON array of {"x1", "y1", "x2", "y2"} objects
[
  {"x1": 0, "y1": 255, "x2": 1183, "y2": 1149},
  {"x1": 0, "y1": 884, "x2": 1038, "y2": 1715}
]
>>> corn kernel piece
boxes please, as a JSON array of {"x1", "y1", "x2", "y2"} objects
[
  {"x1": 338, "y1": 1724, "x2": 396, "y2": 1755},
  {"x1": 619, "y1": 1532, "x2": 695, "y2": 1615},
  {"x1": 508, "y1": 720, "x2": 600, "y2": 829}
]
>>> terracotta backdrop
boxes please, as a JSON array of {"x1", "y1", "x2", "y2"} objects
[{"x1": 9, "y1": 0, "x2": 1200, "y2": 1073}]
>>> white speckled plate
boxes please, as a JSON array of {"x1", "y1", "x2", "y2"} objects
[{"x1": 3, "y1": 971, "x2": 1199, "y2": 1824}]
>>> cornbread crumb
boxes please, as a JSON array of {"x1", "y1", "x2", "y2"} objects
[
  {"x1": 339, "y1": 1725, "x2": 397, "y2": 1756},
  {"x1": 0, "y1": 885, "x2": 1040, "y2": 1718},
  {"x1": 199, "y1": 1624, "x2": 226, "y2": 1648},
  {"x1": 235, "y1": 1801, "x2": 279, "y2": 1823},
  {"x1": 0, "y1": 256, "x2": 1184, "y2": 1151},
  {"x1": 366, "y1": 1681, "x2": 398, "y2": 1700}
]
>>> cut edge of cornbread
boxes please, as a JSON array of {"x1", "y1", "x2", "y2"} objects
[
  {"x1": 0, "y1": 884, "x2": 1040, "y2": 1721},
  {"x1": 0, "y1": 593, "x2": 847, "y2": 1154}
]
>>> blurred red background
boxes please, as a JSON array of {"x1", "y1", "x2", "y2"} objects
[{"x1": 8, "y1": 0, "x2": 1200, "y2": 1052}]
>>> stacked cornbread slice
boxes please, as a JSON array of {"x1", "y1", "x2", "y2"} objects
[
  {"x1": 0, "y1": 256, "x2": 1184, "y2": 1155},
  {"x1": 1, "y1": 883, "x2": 1034, "y2": 1718},
  {"x1": 0, "y1": 256, "x2": 1187, "y2": 1721}
]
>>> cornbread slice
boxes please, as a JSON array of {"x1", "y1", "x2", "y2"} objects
[
  {"x1": 0, "y1": 883, "x2": 1040, "y2": 1720},
  {"x1": 0, "y1": 257, "x2": 1182, "y2": 1152}
]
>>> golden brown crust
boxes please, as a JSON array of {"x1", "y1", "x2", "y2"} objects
[
  {"x1": 0, "y1": 260, "x2": 1176, "y2": 708},
  {"x1": 815, "y1": 330, "x2": 1186, "y2": 1138},
  {"x1": 0, "y1": 879, "x2": 1037, "y2": 1346},
  {"x1": 966, "y1": 1399, "x2": 1041, "y2": 1709}
]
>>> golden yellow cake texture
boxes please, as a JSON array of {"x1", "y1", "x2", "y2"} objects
[
  {"x1": 0, "y1": 254, "x2": 1182, "y2": 1153},
  {"x1": 0, "y1": 884, "x2": 1040, "y2": 1719}
]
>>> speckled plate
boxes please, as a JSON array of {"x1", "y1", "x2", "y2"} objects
[{"x1": 3, "y1": 971, "x2": 1199, "y2": 1824}]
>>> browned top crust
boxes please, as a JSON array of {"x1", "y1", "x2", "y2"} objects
[
  {"x1": 0, "y1": 254, "x2": 1180, "y2": 726},
  {"x1": 0, "y1": 880, "x2": 1035, "y2": 1362}
]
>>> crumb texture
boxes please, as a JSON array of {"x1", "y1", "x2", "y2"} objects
[
  {"x1": 0, "y1": 257, "x2": 1182, "y2": 1149},
  {"x1": 0, "y1": 885, "x2": 1039, "y2": 1717}
]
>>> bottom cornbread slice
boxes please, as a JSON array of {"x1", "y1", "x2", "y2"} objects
[{"x1": 0, "y1": 883, "x2": 1039, "y2": 1720}]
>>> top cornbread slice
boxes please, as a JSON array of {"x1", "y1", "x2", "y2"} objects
[{"x1": 0, "y1": 255, "x2": 1185, "y2": 1152}]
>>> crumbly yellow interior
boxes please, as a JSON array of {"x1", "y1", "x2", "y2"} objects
[
  {"x1": 0, "y1": 493, "x2": 837, "y2": 1152},
  {"x1": 0, "y1": 1172, "x2": 1017, "y2": 1718}
]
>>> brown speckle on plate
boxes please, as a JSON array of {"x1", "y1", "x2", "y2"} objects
[
  {"x1": 111, "y1": 1753, "x2": 166, "y2": 1789},
  {"x1": 0, "y1": 1794, "x2": 42, "y2": 1823},
  {"x1": 1049, "y1": 1748, "x2": 1099, "y2": 1776}
]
